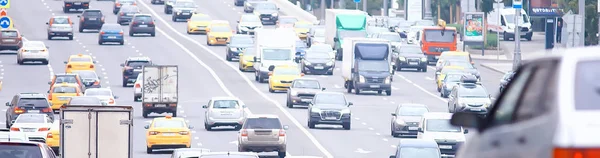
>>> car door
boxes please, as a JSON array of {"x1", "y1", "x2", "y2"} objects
[
  {"x1": 204, "y1": 100, "x2": 212, "y2": 120},
  {"x1": 6, "y1": 95, "x2": 17, "y2": 119},
  {"x1": 447, "y1": 87, "x2": 457, "y2": 111}
]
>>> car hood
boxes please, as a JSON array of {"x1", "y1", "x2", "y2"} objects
[
  {"x1": 295, "y1": 28, "x2": 309, "y2": 33},
  {"x1": 290, "y1": 88, "x2": 321, "y2": 94},
  {"x1": 423, "y1": 132, "x2": 466, "y2": 141},
  {"x1": 305, "y1": 58, "x2": 331, "y2": 64},
  {"x1": 255, "y1": 10, "x2": 278, "y2": 14},
  {"x1": 400, "y1": 53, "x2": 425, "y2": 58},
  {"x1": 312, "y1": 104, "x2": 348, "y2": 110},
  {"x1": 239, "y1": 22, "x2": 262, "y2": 27},
  {"x1": 242, "y1": 55, "x2": 255, "y2": 61},
  {"x1": 398, "y1": 116, "x2": 422, "y2": 123}
]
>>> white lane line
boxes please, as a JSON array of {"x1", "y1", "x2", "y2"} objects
[
  {"x1": 196, "y1": 143, "x2": 202, "y2": 146},
  {"x1": 375, "y1": 133, "x2": 381, "y2": 136},
  {"x1": 334, "y1": 84, "x2": 341, "y2": 89},
  {"x1": 368, "y1": 127, "x2": 374, "y2": 130},
  {"x1": 425, "y1": 77, "x2": 434, "y2": 80},
  {"x1": 138, "y1": 1, "x2": 330, "y2": 157},
  {"x1": 355, "y1": 118, "x2": 360, "y2": 120},
  {"x1": 361, "y1": 122, "x2": 367, "y2": 125},
  {"x1": 390, "y1": 101, "x2": 395, "y2": 104},
  {"x1": 23, "y1": 37, "x2": 54, "y2": 79},
  {"x1": 391, "y1": 145, "x2": 397, "y2": 148},
  {"x1": 397, "y1": 75, "x2": 447, "y2": 103},
  {"x1": 383, "y1": 97, "x2": 388, "y2": 100},
  {"x1": 382, "y1": 138, "x2": 388, "y2": 142}
]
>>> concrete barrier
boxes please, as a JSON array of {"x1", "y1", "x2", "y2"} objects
[{"x1": 269, "y1": 0, "x2": 318, "y2": 23}]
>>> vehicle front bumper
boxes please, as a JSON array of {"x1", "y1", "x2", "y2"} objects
[
  {"x1": 456, "y1": 106, "x2": 489, "y2": 116},
  {"x1": 504, "y1": 31, "x2": 533, "y2": 39},
  {"x1": 303, "y1": 64, "x2": 334, "y2": 74},
  {"x1": 258, "y1": 15, "x2": 278, "y2": 23},
  {"x1": 188, "y1": 26, "x2": 208, "y2": 34},
  {"x1": 240, "y1": 60, "x2": 254, "y2": 71},
  {"x1": 354, "y1": 82, "x2": 391, "y2": 91},
  {"x1": 309, "y1": 114, "x2": 351, "y2": 125},
  {"x1": 397, "y1": 60, "x2": 427, "y2": 68},
  {"x1": 48, "y1": 31, "x2": 73, "y2": 37},
  {"x1": 173, "y1": 12, "x2": 193, "y2": 19},
  {"x1": 392, "y1": 124, "x2": 419, "y2": 136},
  {"x1": 208, "y1": 37, "x2": 230, "y2": 45},
  {"x1": 147, "y1": 136, "x2": 191, "y2": 149},
  {"x1": 239, "y1": 138, "x2": 286, "y2": 152},
  {"x1": 269, "y1": 81, "x2": 291, "y2": 91},
  {"x1": 142, "y1": 103, "x2": 177, "y2": 113},
  {"x1": 238, "y1": 28, "x2": 258, "y2": 34}
]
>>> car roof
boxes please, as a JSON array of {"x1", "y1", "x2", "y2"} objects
[
  {"x1": 293, "y1": 78, "x2": 318, "y2": 81},
  {"x1": 154, "y1": 116, "x2": 185, "y2": 121},
  {"x1": 0, "y1": 141, "x2": 46, "y2": 146},
  {"x1": 52, "y1": 16, "x2": 70, "y2": 19},
  {"x1": 422, "y1": 112, "x2": 453, "y2": 119},
  {"x1": 69, "y1": 54, "x2": 92, "y2": 58},
  {"x1": 199, "y1": 152, "x2": 258, "y2": 156},
  {"x1": 441, "y1": 51, "x2": 469, "y2": 56},
  {"x1": 17, "y1": 93, "x2": 46, "y2": 98},
  {"x1": 69, "y1": 96, "x2": 100, "y2": 100},
  {"x1": 133, "y1": 14, "x2": 152, "y2": 17},
  {"x1": 246, "y1": 114, "x2": 279, "y2": 119},
  {"x1": 398, "y1": 139, "x2": 439, "y2": 148},
  {"x1": 173, "y1": 148, "x2": 211, "y2": 152},
  {"x1": 84, "y1": 88, "x2": 111, "y2": 92},
  {"x1": 210, "y1": 96, "x2": 240, "y2": 101},
  {"x1": 127, "y1": 56, "x2": 151, "y2": 61}
]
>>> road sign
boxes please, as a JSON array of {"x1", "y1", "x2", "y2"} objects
[
  {"x1": 0, "y1": 16, "x2": 12, "y2": 29},
  {"x1": 354, "y1": 0, "x2": 360, "y2": 3},
  {"x1": 512, "y1": 0, "x2": 522, "y2": 9},
  {"x1": 0, "y1": 9, "x2": 6, "y2": 16},
  {"x1": 0, "y1": 0, "x2": 9, "y2": 9}
]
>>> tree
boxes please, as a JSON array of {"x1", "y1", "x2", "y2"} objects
[{"x1": 480, "y1": 0, "x2": 494, "y2": 47}]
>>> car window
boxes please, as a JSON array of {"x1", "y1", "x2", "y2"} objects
[
  {"x1": 84, "y1": 11, "x2": 102, "y2": 16},
  {"x1": 53, "y1": 87, "x2": 77, "y2": 93},
  {"x1": 133, "y1": 16, "x2": 152, "y2": 22},
  {"x1": 72, "y1": 71, "x2": 97, "y2": 79},
  {"x1": 399, "y1": 147, "x2": 439, "y2": 158},
  {"x1": 17, "y1": 98, "x2": 49, "y2": 108},
  {"x1": 305, "y1": 53, "x2": 329, "y2": 59},
  {"x1": 212, "y1": 100, "x2": 239, "y2": 109},
  {"x1": 127, "y1": 61, "x2": 151, "y2": 67},
  {"x1": 292, "y1": 80, "x2": 320, "y2": 89},
  {"x1": 0, "y1": 143, "x2": 43, "y2": 158},
  {"x1": 54, "y1": 76, "x2": 78, "y2": 84},
  {"x1": 244, "y1": 118, "x2": 281, "y2": 129},
  {"x1": 1, "y1": 31, "x2": 18, "y2": 37},
  {"x1": 153, "y1": 120, "x2": 185, "y2": 128},
  {"x1": 70, "y1": 57, "x2": 92, "y2": 62},
  {"x1": 379, "y1": 34, "x2": 401, "y2": 42},
  {"x1": 399, "y1": 46, "x2": 422, "y2": 54},
  {"x1": 487, "y1": 63, "x2": 535, "y2": 127},
  {"x1": 16, "y1": 115, "x2": 46, "y2": 124},
  {"x1": 398, "y1": 106, "x2": 428, "y2": 116},
  {"x1": 513, "y1": 60, "x2": 557, "y2": 122},
  {"x1": 211, "y1": 26, "x2": 231, "y2": 32},
  {"x1": 425, "y1": 119, "x2": 461, "y2": 132},
  {"x1": 313, "y1": 93, "x2": 346, "y2": 105},
  {"x1": 23, "y1": 42, "x2": 45, "y2": 48},
  {"x1": 52, "y1": 18, "x2": 70, "y2": 24}
]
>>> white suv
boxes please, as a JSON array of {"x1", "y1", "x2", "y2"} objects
[
  {"x1": 133, "y1": 73, "x2": 143, "y2": 101},
  {"x1": 417, "y1": 112, "x2": 467, "y2": 157},
  {"x1": 17, "y1": 41, "x2": 50, "y2": 65}
]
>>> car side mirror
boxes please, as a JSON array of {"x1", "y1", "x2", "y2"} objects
[
  {"x1": 120, "y1": 63, "x2": 125, "y2": 67},
  {"x1": 237, "y1": 20, "x2": 240, "y2": 23},
  {"x1": 242, "y1": 105, "x2": 247, "y2": 108},
  {"x1": 189, "y1": 125, "x2": 194, "y2": 129},
  {"x1": 391, "y1": 113, "x2": 396, "y2": 116},
  {"x1": 321, "y1": 88, "x2": 326, "y2": 90},
  {"x1": 450, "y1": 112, "x2": 482, "y2": 128},
  {"x1": 5, "y1": 102, "x2": 9, "y2": 106},
  {"x1": 144, "y1": 125, "x2": 149, "y2": 129},
  {"x1": 63, "y1": 61, "x2": 68, "y2": 64},
  {"x1": 202, "y1": 105, "x2": 207, "y2": 108},
  {"x1": 48, "y1": 81, "x2": 52, "y2": 85},
  {"x1": 283, "y1": 125, "x2": 289, "y2": 130},
  {"x1": 45, "y1": 22, "x2": 49, "y2": 25},
  {"x1": 114, "y1": 96, "x2": 119, "y2": 99},
  {"x1": 348, "y1": 102, "x2": 353, "y2": 106},
  {"x1": 268, "y1": 72, "x2": 273, "y2": 76},
  {"x1": 47, "y1": 90, "x2": 50, "y2": 93},
  {"x1": 253, "y1": 56, "x2": 259, "y2": 62},
  {"x1": 488, "y1": 94, "x2": 492, "y2": 98},
  {"x1": 464, "y1": 129, "x2": 469, "y2": 134},
  {"x1": 418, "y1": 127, "x2": 423, "y2": 132}
]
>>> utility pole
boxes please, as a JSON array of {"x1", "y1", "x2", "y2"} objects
[
  {"x1": 512, "y1": 0, "x2": 522, "y2": 71},
  {"x1": 363, "y1": 0, "x2": 367, "y2": 12},
  {"x1": 578, "y1": 0, "x2": 585, "y2": 46},
  {"x1": 330, "y1": 0, "x2": 334, "y2": 8},
  {"x1": 383, "y1": 0, "x2": 388, "y2": 16}
]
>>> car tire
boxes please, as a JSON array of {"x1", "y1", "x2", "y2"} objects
[
  {"x1": 386, "y1": 90, "x2": 392, "y2": 96},
  {"x1": 164, "y1": 7, "x2": 169, "y2": 14},
  {"x1": 278, "y1": 151, "x2": 286, "y2": 158},
  {"x1": 79, "y1": 26, "x2": 83, "y2": 33},
  {"x1": 98, "y1": 40, "x2": 103, "y2": 45},
  {"x1": 68, "y1": 35, "x2": 74, "y2": 40},
  {"x1": 119, "y1": 40, "x2": 124, "y2": 45},
  {"x1": 226, "y1": 52, "x2": 232, "y2": 61},
  {"x1": 150, "y1": 32, "x2": 156, "y2": 37},
  {"x1": 142, "y1": 111, "x2": 148, "y2": 118},
  {"x1": 122, "y1": 79, "x2": 128, "y2": 87},
  {"x1": 171, "y1": 16, "x2": 177, "y2": 22},
  {"x1": 17, "y1": 59, "x2": 23, "y2": 65},
  {"x1": 327, "y1": 71, "x2": 333, "y2": 75},
  {"x1": 437, "y1": 85, "x2": 441, "y2": 92},
  {"x1": 172, "y1": 111, "x2": 177, "y2": 117},
  {"x1": 204, "y1": 122, "x2": 212, "y2": 131},
  {"x1": 268, "y1": 87, "x2": 274, "y2": 93},
  {"x1": 377, "y1": 90, "x2": 382, "y2": 95},
  {"x1": 146, "y1": 147, "x2": 152, "y2": 154},
  {"x1": 308, "y1": 121, "x2": 315, "y2": 129},
  {"x1": 113, "y1": 10, "x2": 117, "y2": 14},
  {"x1": 286, "y1": 99, "x2": 293, "y2": 108},
  {"x1": 133, "y1": 96, "x2": 137, "y2": 101},
  {"x1": 343, "y1": 122, "x2": 351, "y2": 130},
  {"x1": 42, "y1": 60, "x2": 49, "y2": 65},
  {"x1": 503, "y1": 32, "x2": 509, "y2": 41},
  {"x1": 354, "y1": 86, "x2": 360, "y2": 94},
  {"x1": 129, "y1": 31, "x2": 134, "y2": 36},
  {"x1": 151, "y1": 0, "x2": 155, "y2": 4},
  {"x1": 422, "y1": 67, "x2": 427, "y2": 72},
  {"x1": 47, "y1": 35, "x2": 52, "y2": 40}
]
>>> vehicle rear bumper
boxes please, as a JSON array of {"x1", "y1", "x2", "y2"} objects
[
  {"x1": 239, "y1": 140, "x2": 286, "y2": 152},
  {"x1": 131, "y1": 27, "x2": 155, "y2": 33},
  {"x1": 142, "y1": 103, "x2": 177, "y2": 113},
  {"x1": 355, "y1": 83, "x2": 391, "y2": 91},
  {"x1": 48, "y1": 31, "x2": 74, "y2": 36}
]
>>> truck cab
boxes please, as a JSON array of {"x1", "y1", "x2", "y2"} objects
[
  {"x1": 487, "y1": 7, "x2": 533, "y2": 41},
  {"x1": 420, "y1": 21, "x2": 457, "y2": 63},
  {"x1": 342, "y1": 38, "x2": 393, "y2": 96},
  {"x1": 253, "y1": 28, "x2": 299, "y2": 83},
  {"x1": 325, "y1": 9, "x2": 368, "y2": 61}
]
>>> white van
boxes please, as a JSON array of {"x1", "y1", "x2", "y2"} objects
[
  {"x1": 417, "y1": 112, "x2": 467, "y2": 157},
  {"x1": 487, "y1": 7, "x2": 533, "y2": 41}
]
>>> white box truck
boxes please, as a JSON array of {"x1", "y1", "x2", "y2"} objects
[
  {"x1": 142, "y1": 65, "x2": 178, "y2": 118},
  {"x1": 325, "y1": 9, "x2": 368, "y2": 60},
  {"x1": 252, "y1": 28, "x2": 298, "y2": 83},
  {"x1": 342, "y1": 38, "x2": 393, "y2": 95},
  {"x1": 486, "y1": 7, "x2": 533, "y2": 41},
  {"x1": 60, "y1": 105, "x2": 133, "y2": 158}
]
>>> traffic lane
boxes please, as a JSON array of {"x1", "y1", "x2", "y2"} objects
[{"x1": 473, "y1": 60, "x2": 505, "y2": 97}]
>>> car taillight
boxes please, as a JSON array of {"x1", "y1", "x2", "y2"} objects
[
  {"x1": 14, "y1": 108, "x2": 25, "y2": 114},
  {"x1": 109, "y1": 98, "x2": 115, "y2": 104},
  {"x1": 131, "y1": 21, "x2": 137, "y2": 25},
  {"x1": 179, "y1": 131, "x2": 189, "y2": 135},
  {"x1": 76, "y1": 93, "x2": 81, "y2": 96},
  {"x1": 67, "y1": 65, "x2": 72, "y2": 68},
  {"x1": 278, "y1": 129, "x2": 285, "y2": 136},
  {"x1": 42, "y1": 108, "x2": 52, "y2": 113},
  {"x1": 240, "y1": 129, "x2": 248, "y2": 137},
  {"x1": 83, "y1": 3, "x2": 89, "y2": 6},
  {"x1": 38, "y1": 127, "x2": 49, "y2": 131},
  {"x1": 135, "y1": 83, "x2": 141, "y2": 88},
  {"x1": 554, "y1": 148, "x2": 600, "y2": 158},
  {"x1": 46, "y1": 133, "x2": 53, "y2": 139},
  {"x1": 101, "y1": 17, "x2": 105, "y2": 22},
  {"x1": 149, "y1": 21, "x2": 154, "y2": 25},
  {"x1": 149, "y1": 131, "x2": 159, "y2": 135},
  {"x1": 100, "y1": 31, "x2": 105, "y2": 35},
  {"x1": 10, "y1": 127, "x2": 19, "y2": 131},
  {"x1": 93, "y1": 81, "x2": 100, "y2": 85},
  {"x1": 90, "y1": 65, "x2": 94, "y2": 68},
  {"x1": 119, "y1": 31, "x2": 124, "y2": 35}
]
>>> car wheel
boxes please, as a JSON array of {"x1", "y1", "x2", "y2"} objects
[
  {"x1": 354, "y1": 85, "x2": 360, "y2": 94},
  {"x1": 146, "y1": 147, "x2": 152, "y2": 154},
  {"x1": 308, "y1": 121, "x2": 315, "y2": 128},
  {"x1": 286, "y1": 99, "x2": 293, "y2": 108},
  {"x1": 171, "y1": 111, "x2": 177, "y2": 117},
  {"x1": 98, "y1": 40, "x2": 103, "y2": 45},
  {"x1": 122, "y1": 79, "x2": 128, "y2": 87},
  {"x1": 437, "y1": 85, "x2": 441, "y2": 92},
  {"x1": 386, "y1": 90, "x2": 392, "y2": 96},
  {"x1": 342, "y1": 122, "x2": 351, "y2": 130},
  {"x1": 204, "y1": 122, "x2": 212, "y2": 131},
  {"x1": 226, "y1": 53, "x2": 232, "y2": 61},
  {"x1": 78, "y1": 26, "x2": 83, "y2": 33},
  {"x1": 68, "y1": 35, "x2": 73, "y2": 40},
  {"x1": 47, "y1": 35, "x2": 52, "y2": 40},
  {"x1": 422, "y1": 67, "x2": 427, "y2": 72},
  {"x1": 377, "y1": 90, "x2": 382, "y2": 95},
  {"x1": 268, "y1": 87, "x2": 274, "y2": 93},
  {"x1": 42, "y1": 60, "x2": 49, "y2": 65},
  {"x1": 119, "y1": 40, "x2": 124, "y2": 45},
  {"x1": 278, "y1": 151, "x2": 286, "y2": 158},
  {"x1": 171, "y1": 16, "x2": 177, "y2": 22},
  {"x1": 17, "y1": 59, "x2": 23, "y2": 65},
  {"x1": 150, "y1": 32, "x2": 156, "y2": 37},
  {"x1": 129, "y1": 31, "x2": 134, "y2": 36},
  {"x1": 142, "y1": 111, "x2": 148, "y2": 118}
]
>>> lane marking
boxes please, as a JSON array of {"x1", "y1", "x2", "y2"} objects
[
  {"x1": 425, "y1": 77, "x2": 434, "y2": 80},
  {"x1": 397, "y1": 75, "x2": 447, "y2": 103},
  {"x1": 138, "y1": 1, "x2": 331, "y2": 157}
]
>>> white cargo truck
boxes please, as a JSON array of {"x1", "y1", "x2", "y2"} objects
[
  {"x1": 60, "y1": 105, "x2": 133, "y2": 158},
  {"x1": 252, "y1": 28, "x2": 298, "y2": 83},
  {"x1": 141, "y1": 65, "x2": 178, "y2": 118},
  {"x1": 342, "y1": 38, "x2": 393, "y2": 95},
  {"x1": 486, "y1": 7, "x2": 533, "y2": 41}
]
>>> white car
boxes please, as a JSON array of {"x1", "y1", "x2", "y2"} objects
[
  {"x1": 417, "y1": 112, "x2": 467, "y2": 157},
  {"x1": 0, "y1": 128, "x2": 29, "y2": 142},
  {"x1": 17, "y1": 41, "x2": 50, "y2": 65},
  {"x1": 84, "y1": 88, "x2": 118, "y2": 105},
  {"x1": 133, "y1": 73, "x2": 143, "y2": 101},
  {"x1": 9, "y1": 114, "x2": 54, "y2": 143},
  {"x1": 202, "y1": 97, "x2": 247, "y2": 130},
  {"x1": 406, "y1": 26, "x2": 426, "y2": 44}
]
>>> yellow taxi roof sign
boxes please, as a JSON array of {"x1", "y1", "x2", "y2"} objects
[
  {"x1": 165, "y1": 115, "x2": 172, "y2": 119},
  {"x1": 437, "y1": 19, "x2": 446, "y2": 28},
  {"x1": 77, "y1": 53, "x2": 83, "y2": 56}
]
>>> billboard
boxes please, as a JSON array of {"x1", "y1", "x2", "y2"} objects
[
  {"x1": 463, "y1": 12, "x2": 484, "y2": 42},
  {"x1": 529, "y1": 0, "x2": 561, "y2": 16}
]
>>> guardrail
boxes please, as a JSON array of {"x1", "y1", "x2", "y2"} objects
[{"x1": 269, "y1": 0, "x2": 319, "y2": 23}]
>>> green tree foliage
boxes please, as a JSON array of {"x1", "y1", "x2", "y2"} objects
[{"x1": 341, "y1": 0, "x2": 384, "y2": 14}]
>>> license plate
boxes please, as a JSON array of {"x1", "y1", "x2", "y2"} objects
[
  {"x1": 408, "y1": 127, "x2": 418, "y2": 130},
  {"x1": 162, "y1": 133, "x2": 176, "y2": 136},
  {"x1": 23, "y1": 129, "x2": 36, "y2": 132},
  {"x1": 370, "y1": 85, "x2": 380, "y2": 88},
  {"x1": 59, "y1": 97, "x2": 70, "y2": 101},
  {"x1": 139, "y1": 25, "x2": 148, "y2": 27},
  {"x1": 28, "y1": 110, "x2": 40, "y2": 113},
  {"x1": 301, "y1": 99, "x2": 311, "y2": 102},
  {"x1": 262, "y1": 18, "x2": 270, "y2": 20},
  {"x1": 471, "y1": 108, "x2": 482, "y2": 111},
  {"x1": 108, "y1": 36, "x2": 116, "y2": 39},
  {"x1": 314, "y1": 66, "x2": 324, "y2": 69},
  {"x1": 89, "y1": 18, "x2": 97, "y2": 20},
  {"x1": 182, "y1": 13, "x2": 190, "y2": 15},
  {"x1": 155, "y1": 104, "x2": 166, "y2": 107},
  {"x1": 325, "y1": 117, "x2": 336, "y2": 120},
  {"x1": 3, "y1": 39, "x2": 14, "y2": 42},
  {"x1": 409, "y1": 62, "x2": 418, "y2": 65},
  {"x1": 217, "y1": 39, "x2": 225, "y2": 41},
  {"x1": 74, "y1": 2, "x2": 81, "y2": 5},
  {"x1": 439, "y1": 145, "x2": 452, "y2": 149}
]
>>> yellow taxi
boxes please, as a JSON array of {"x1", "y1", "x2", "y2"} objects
[
  {"x1": 46, "y1": 121, "x2": 60, "y2": 154},
  {"x1": 64, "y1": 54, "x2": 95, "y2": 73},
  {"x1": 186, "y1": 13, "x2": 212, "y2": 34},
  {"x1": 206, "y1": 20, "x2": 233, "y2": 46},
  {"x1": 48, "y1": 83, "x2": 83, "y2": 110},
  {"x1": 294, "y1": 21, "x2": 312, "y2": 40},
  {"x1": 238, "y1": 48, "x2": 256, "y2": 72},
  {"x1": 436, "y1": 66, "x2": 465, "y2": 92},
  {"x1": 145, "y1": 115, "x2": 192, "y2": 154},
  {"x1": 268, "y1": 65, "x2": 304, "y2": 93},
  {"x1": 435, "y1": 51, "x2": 473, "y2": 70}
]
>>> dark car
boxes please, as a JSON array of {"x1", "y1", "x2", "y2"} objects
[
  {"x1": 286, "y1": 78, "x2": 324, "y2": 108},
  {"x1": 243, "y1": 0, "x2": 268, "y2": 13},
  {"x1": 234, "y1": 0, "x2": 247, "y2": 6},
  {"x1": 98, "y1": 24, "x2": 125, "y2": 45},
  {"x1": 151, "y1": 0, "x2": 165, "y2": 4},
  {"x1": 113, "y1": 0, "x2": 136, "y2": 14},
  {"x1": 499, "y1": 71, "x2": 514, "y2": 93},
  {"x1": 163, "y1": 0, "x2": 176, "y2": 14},
  {"x1": 77, "y1": 9, "x2": 105, "y2": 33},
  {"x1": 252, "y1": 2, "x2": 279, "y2": 24},
  {"x1": 0, "y1": 141, "x2": 57, "y2": 158},
  {"x1": 171, "y1": 0, "x2": 197, "y2": 22},
  {"x1": 129, "y1": 14, "x2": 156, "y2": 36},
  {"x1": 120, "y1": 56, "x2": 152, "y2": 87},
  {"x1": 395, "y1": 45, "x2": 427, "y2": 72},
  {"x1": 307, "y1": 92, "x2": 353, "y2": 130},
  {"x1": 226, "y1": 35, "x2": 254, "y2": 61},
  {"x1": 389, "y1": 139, "x2": 441, "y2": 158},
  {"x1": 390, "y1": 104, "x2": 429, "y2": 138},
  {"x1": 71, "y1": 70, "x2": 101, "y2": 88},
  {"x1": 117, "y1": 5, "x2": 140, "y2": 25},
  {"x1": 0, "y1": 29, "x2": 23, "y2": 51},
  {"x1": 301, "y1": 51, "x2": 334, "y2": 75},
  {"x1": 5, "y1": 93, "x2": 54, "y2": 128}
]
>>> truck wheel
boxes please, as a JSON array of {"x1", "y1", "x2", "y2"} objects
[
  {"x1": 122, "y1": 79, "x2": 127, "y2": 87},
  {"x1": 386, "y1": 90, "x2": 392, "y2": 96},
  {"x1": 422, "y1": 67, "x2": 427, "y2": 72},
  {"x1": 142, "y1": 111, "x2": 148, "y2": 118},
  {"x1": 286, "y1": 99, "x2": 293, "y2": 108},
  {"x1": 346, "y1": 82, "x2": 352, "y2": 93},
  {"x1": 68, "y1": 35, "x2": 73, "y2": 40},
  {"x1": 278, "y1": 151, "x2": 286, "y2": 158},
  {"x1": 503, "y1": 32, "x2": 509, "y2": 41},
  {"x1": 342, "y1": 122, "x2": 351, "y2": 130},
  {"x1": 146, "y1": 147, "x2": 152, "y2": 154},
  {"x1": 354, "y1": 85, "x2": 360, "y2": 94},
  {"x1": 172, "y1": 111, "x2": 177, "y2": 117},
  {"x1": 377, "y1": 90, "x2": 382, "y2": 94},
  {"x1": 308, "y1": 121, "x2": 315, "y2": 128}
]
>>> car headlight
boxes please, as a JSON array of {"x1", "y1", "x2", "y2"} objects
[
  {"x1": 341, "y1": 108, "x2": 351, "y2": 114},
  {"x1": 398, "y1": 57, "x2": 406, "y2": 61},
  {"x1": 326, "y1": 61, "x2": 334, "y2": 66},
  {"x1": 290, "y1": 91, "x2": 298, "y2": 96},
  {"x1": 311, "y1": 108, "x2": 321, "y2": 113},
  {"x1": 395, "y1": 118, "x2": 405, "y2": 125},
  {"x1": 359, "y1": 75, "x2": 365, "y2": 83},
  {"x1": 230, "y1": 48, "x2": 237, "y2": 51},
  {"x1": 304, "y1": 61, "x2": 311, "y2": 65},
  {"x1": 384, "y1": 76, "x2": 391, "y2": 84},
  {"x1": 272, "y1": 13, "x2": 278, "y2": 16},
  {"x1": 420, "y1": 57, "x2": 427, "y2": 62}
]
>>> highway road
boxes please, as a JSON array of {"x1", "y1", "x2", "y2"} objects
[{"x1": 2, "y1": 0, "x2": 507, "y2": 157}]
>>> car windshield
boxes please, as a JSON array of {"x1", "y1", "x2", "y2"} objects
[
  {"x1": 314, "y1": 93, "x2": 346, "y2": 105},
  {"x1": 424, "y1": 30, "x2": 456, "y2": 42},
  {"x1": 273, "y1": 68, "x2": 300, "y2": 75},
  {"x1": 174, "y1": 2, "x2": 195, "y2": 8},
  {"x1": 53, "y1": 17, "x2": 70, "y2": 24},
  {"x1": 85, "y1": 90, "x2": 112, "y2": 96},
  {"x1": 241, "y1": 15, "x2": 260, "y2": 22},
  {"x1": 255, "y1": 3, "x2": 277, "y2": 10},
  {"x1": 191, "y1": 15, "x2": 211, "y2": 21},
  {"x1": 15, "y1": 115, "x2": 46, "y2": 124},
  {"x1": 400, "y1": 46, "x2": 422, "y2": 54},
  {"x1": 127, "y1": 61, "x2": 151, "y2": 67},
  {"x1": 444, "y1": 74, "x2": 462, "y2": 82},
  {"x1": 441, "y1": 68, "x2": 464, "y2": 74},
  {"x1": 211, "y1": 26, "x2": 231, "y2": 32},
  {"x1": 69, "y1": 98, "x2": 101, "y2": 105},
  {"x1": 54, "y1": 76, "x2": 77, "y2": 84},
  {"x1": 379, "y1": 34, "x2": 401, "y2": 42},
  {"x1": 0, "y1": 31, "x2": 17, "y2": 37},
  {"x1": 154, "y1": 120, "x2": 185, "y2": 128},
  {"x1": 53, "y1": 87, "x2": 77, "y2": 93},
  {"x1": 426, "y1": 119, "x2": 461, "y2": 132},
  {"x1": 0, "y1": 144, "x2": 43, "y2": 158},
  {"x1": 212, "y1": 100, "x2": 240, "y2": 109},
  {"x1": 23, "y1": 42, "x2": 45, "y2": 49},
  {"x1": 70, "y1": 57, "x2": 92, "y2": 62},
  {"x1": 447, "y1": 61, "x2": 474, "y2": 69},
  {"x1": 400, "y1": 147, "x2": 440, "y2": 158},
  {"x1": 308, "y1": 45, "x2": 332, "y2": 52},
  {"x1": 399, "y1": 106, "x2": 428, "y2": 116},
  {"x1": 133, "y1": 16, "x2": 152, "y2": 22},
  {"x1": 231, "y1": 37, "x2": 254, "y2": 45},
  {"x1": 72, "y1": 71, "x2": 97, "y2": 79},
  {"x1": 262, "y1": 48, "x2": 292, "y2": 60},
  {"x1": 295, "y1": 23, "x2": 311, "y2": 29},
  {"x1": 313, "y1": 29, "x2": 325, "y2": 36},
  {"x1": 17, "y1": 98, "x2": 49, "y2": 108},
  {"x1": 292, "y1": 80, "x2": 320, "y2": 89},
  {"x1": 279, "y1": 18, "x2": 298, "y2": 24},
  {"x1": 244, "y1": 118, "x2": 281, "y2": 129},
  {"x1": 306, "y1": 53, "x2": 330, "y2": 59},
  {"x1": 339, "y1": 30, "x2": 367, "y2": 38},
  {"x1": 358, "y1": 60, "x2": 390, "y2": 72},
  {"x1": 458, "y1": 86, "x2": 488, "y2": 98},
  {"x1": 102, "y1": 24, "x2": 121, "y2": 31},
  {"x1": 243, "y1": 48, "x2": 256, "y2": 55}
]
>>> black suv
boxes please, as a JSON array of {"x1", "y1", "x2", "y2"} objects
[
  {"x1": 307, "y1": 92, "x2": 353, "y2": 130},
  {"x1": 120, "y1": 56, "x2": 152, "y2": 87},
  {"x1": 77, "y1": 9, "x2": 105, "y2": 33},
  {"x1": 129, "y1": 14, "x2": 156, "y2": 36},
  {"x1": 4, "y1": 93, "x2": 55, "y2": 128}
]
